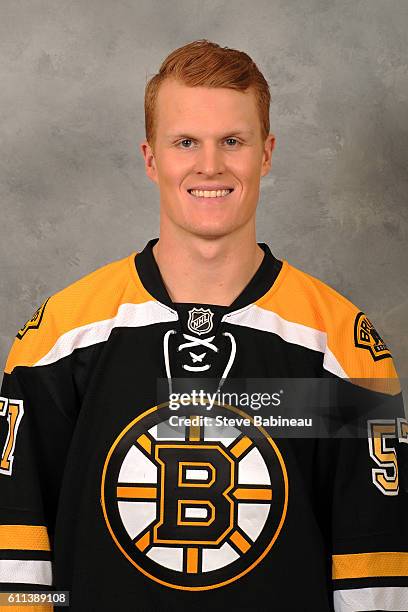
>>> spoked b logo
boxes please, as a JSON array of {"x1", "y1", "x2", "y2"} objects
[{"x1": 101, "y1": 402, "x2": 288, "y2": 590}]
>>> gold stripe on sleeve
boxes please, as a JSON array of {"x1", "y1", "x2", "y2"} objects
[
  {"x1": 0, "y1": 525, "x2": 51, "y2": 551},
  {"x1": 333, "y1": 552, "x2": 408, "y2": 579}
]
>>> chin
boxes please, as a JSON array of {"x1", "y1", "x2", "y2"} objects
[{"x1": 183, "y1": 222, "x2": 241, "y2": 240}]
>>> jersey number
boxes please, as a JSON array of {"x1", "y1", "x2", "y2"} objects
[
  {"x1": 368, "y1": 418, "x2": 408, "y2": 496},
  {"x1": 0, "y1": 396, "x2": 24, "y2": 476}
]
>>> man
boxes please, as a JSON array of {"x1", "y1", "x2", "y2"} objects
[{"x1": 0, "y1": 40, "x2": 407, "y2": 611}]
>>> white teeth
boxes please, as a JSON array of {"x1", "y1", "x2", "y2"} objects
[{"x1": 190, "y1": 189, "x2": 232, "y2": 198}]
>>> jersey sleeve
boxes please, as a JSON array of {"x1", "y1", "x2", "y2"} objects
[
  {"x1": 0, "y1": 298, "x2": 79, "y2": 609},
  {"x1": 325, "y1": 310, "x2": 408, "y2": 612}
]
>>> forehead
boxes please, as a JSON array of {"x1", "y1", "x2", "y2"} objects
[{"x1": 155, "y1": 78, "x2": 260, "y2": 135}]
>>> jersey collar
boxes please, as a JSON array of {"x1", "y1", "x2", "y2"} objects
[{"x1": 134, "y1": 237, "x2": 283, "y2": 312}]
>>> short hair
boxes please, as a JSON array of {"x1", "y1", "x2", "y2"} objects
[{"x1": 144, "y1": 39, "x2": 271, "y2": 147}]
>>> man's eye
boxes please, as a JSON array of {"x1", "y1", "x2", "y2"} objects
[
  {"x1": 178, "y1": 139, "x2": 194, "y2": 148},
  {"x1": 225, "y1": 138, "x2": 240, "y2": 146}
]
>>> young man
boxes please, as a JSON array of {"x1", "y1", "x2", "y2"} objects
[{"x1": 0, "y1": 40, "x2": 407, "y2": 611}]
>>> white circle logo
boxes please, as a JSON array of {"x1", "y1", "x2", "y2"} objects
[{"x1": 101, "y1": 402, "x2": 288, "y2": 590}]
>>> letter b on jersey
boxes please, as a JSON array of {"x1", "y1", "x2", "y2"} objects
[{"x1": 154, "y1": 444, "x2": 234, "y2": 544}]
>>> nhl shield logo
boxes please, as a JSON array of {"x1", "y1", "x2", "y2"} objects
[{"x1": 187, "y1": 307, "x2": 214, "y2": 336}]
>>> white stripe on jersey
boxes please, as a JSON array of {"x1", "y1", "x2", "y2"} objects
[
  {"x1": 0, "y1": 559, "x2": 52, "y2": 585},
  {"x1": 223, "y1": 304, "x2": 347, "y2": 378},
  {"x1": 334, "y1": 586, "x2": 408, "y2": 611},
  {"x1": 35, "y1": 301, "x2": 178, "y2": 367}
]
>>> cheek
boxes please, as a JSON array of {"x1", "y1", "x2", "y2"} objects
[
  {"x1": 162, "y1": 164, "x2": 191, "y2": 191},
  {"x1": 233, "y1": 155, "x2": 262, "y2": 186},
  {"x1": 160, "y1": 158, "x2": 191, "y2": 188}
]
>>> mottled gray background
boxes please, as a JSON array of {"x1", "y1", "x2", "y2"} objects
[{"x1": 1, "y1": 0, "x2": 407, "y2": 379}]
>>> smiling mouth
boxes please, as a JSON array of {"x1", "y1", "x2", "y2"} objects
[{"x1": 187, "y1": 188, "x2": 234, "y2": 198}]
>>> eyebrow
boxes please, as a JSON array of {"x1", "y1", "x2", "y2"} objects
[{"x1": 166, "y1": 129, "x2": 255, "y2": 139}]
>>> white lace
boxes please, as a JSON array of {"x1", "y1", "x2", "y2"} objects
[
  {"x1": 178, "y1": 333, "x2": 218, "y2": 372},
  {"x1": 163, "y1": 329, "x2": 236, "y2": 395}
]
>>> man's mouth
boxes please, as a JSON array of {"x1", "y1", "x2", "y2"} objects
[{"x1": 187, "y1": 188, "x2": 234, "y2": 198}]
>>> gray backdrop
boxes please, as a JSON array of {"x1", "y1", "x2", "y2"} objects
[{"x1": 1, "y1": 0, "x2": 407, "y2": 380}]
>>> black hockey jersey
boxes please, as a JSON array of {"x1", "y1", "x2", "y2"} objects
[{"x1": 0, "y1": 238, "x2": 407, "y2": 612}]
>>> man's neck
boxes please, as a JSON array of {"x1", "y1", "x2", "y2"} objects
[{"x1": 152, "y1": 226, "x2": 264, "y2": 306}]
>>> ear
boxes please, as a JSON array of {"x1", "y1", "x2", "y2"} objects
[
  {"x1": 261, "y1": 134, "x2": 276, "y2": 177},
  {"x1": 140, "y1": 140, "x2": 159, "y2": 185}
]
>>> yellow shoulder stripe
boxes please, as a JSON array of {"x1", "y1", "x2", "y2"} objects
[
  {"x1": 5, "y1": 253, "x2": 154, "y2": 374},
  {"x1": 257, "y1": 262, "x2": 400, "y2": 393}
]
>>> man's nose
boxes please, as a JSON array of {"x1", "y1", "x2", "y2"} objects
[{"x1": 195, "y1": 142, "x2": 225, "y2": 175}]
